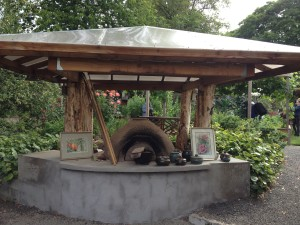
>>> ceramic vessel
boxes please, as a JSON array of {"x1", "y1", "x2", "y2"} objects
[
  {"x1": 220, "y1": 152, "x2": 231, "y2": 162},
  {"x1": 156, "y1": 156, "x2": 171, "y2": 166},
  {"x1": 169, "y1": 151, "x2": 181, "y2": 163},
  {"x1": 175, "y1": 157, "x2": 187, "y2": 166},
  {"x1": 134, "y1": 151, "x2": 153, "y2": 165},
  {"x1": 182, "y1": 150, "x2": 192, "y2": 162},
  {"x1": 190, "y1": 154, "x2": 203, "y2": 165}
]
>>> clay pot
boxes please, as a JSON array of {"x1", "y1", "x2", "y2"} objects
[
  {"x1": 156, "y1": 156, "x2": 171, "y2": 166},
  {"x1": 134, "y1": 151, "x2": 153, "y2": 165},
  {"x1": 220, "y1": 152, "x2": 231, "y2": 162},
  {"x1": 182, "y1": 150, "x2": 192, "y2": 162},
  {"x1": 169, "y1": 151, "x2": 181, "y2": 163},
  {"x1": 190, "y1": 154, "x2": 203, "y2": 165},
  {"x1": 175, "y1": 157, "x2": 187, "y2": 166}
]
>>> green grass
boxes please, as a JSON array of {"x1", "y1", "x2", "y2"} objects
[{"x1": 290, "y1": 135, "x2": 300, "y2": 146}]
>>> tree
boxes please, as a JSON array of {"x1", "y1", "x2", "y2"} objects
[
  {"x1": 0, "y1": 0, "x2": 37, "y2": 33},
  {"x1": 154, "y1": 0, "x2": 228, "y2": 33},
  {"x1": 35, "y1": 0, "x2": 128, "y2": 31},
  {"x1": 0, "y1": 0, "x2": 62, "y2": 126},
  {"x1": 217, "y1": 0, "x2": 300, "y2": 113},
  {"x1": 231, "y1": 0, "x2": 300, "y2": 46}
]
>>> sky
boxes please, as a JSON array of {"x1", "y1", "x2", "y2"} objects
[{"x1": 219, "y1": 0, "x2": 276, "y2": 31}]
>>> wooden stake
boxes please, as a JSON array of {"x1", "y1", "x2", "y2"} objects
[{"x1": 82, "y1": 73, "x2": 117, "y2": 165}]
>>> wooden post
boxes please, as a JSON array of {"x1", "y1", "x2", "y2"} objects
[
  {"x1": 64, "y1": 78, "x2": 93, "y2": 132},
  {"x1": 146, "y1": 90, "x2": 150, "y2": 117},
  {"x1": 195, "y1": 85, "x2": 216, "y2": 128},
  {"x1": 176, "y1": 89, "x2": 193, "y2": 150},
  {"x1": 247, "y1": 81, "x2": 252, "y2": 119}
]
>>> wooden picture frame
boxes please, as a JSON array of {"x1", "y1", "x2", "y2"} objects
[
  {"x1": 60, "y1": 132, "x2": 93, "y2": 160},
  {"x1": 190, "y1": 128, "x2": 216, "y2": 160}
]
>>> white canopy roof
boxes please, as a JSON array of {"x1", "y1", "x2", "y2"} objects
[{"x1": 0, "y1": 26, "x2": 300, "y2": 91}]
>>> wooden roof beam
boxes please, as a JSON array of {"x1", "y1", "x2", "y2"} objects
[
  {"x1": 0, "y1": 56, "x2": 32, "y2": 75},
  {"x1": 2, "y1": 41, "x2": 300, "y2": 64},
  {"x1": 48, "y1": 57, "x2": 251, "y2": 77},
  {"x1": 92, "y1": 80, "x2": 183, "y2": 91}
]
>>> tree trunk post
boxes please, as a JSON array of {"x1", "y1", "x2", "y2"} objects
[
  {"x1": 176, "y1": 89, "x2": 193, "y2": 150},
  {"x1": 64, "y1": 78, "x2": 93, "y2": 132},
  {"x1": 195, "y1": 85, "x2": 216, "y2": 128}
]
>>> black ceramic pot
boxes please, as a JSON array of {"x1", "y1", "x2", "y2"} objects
[
  {"x1": 182, "y1": 150, "x2": 192, "y2": 162},
  {"x1": 169, "y1": 151, "x2": 181, "y2": 163},
  {"x1": 190, "y1": 154, "x2": 203, "y2": 165},
  {"x1": 134, "y1": 151, "x2": 153, "y2": 165},
  {"x1": 156, "y1": 156, "x2": 171, "y2": 166},
  {"x1": 220, "y1": 152, "x2": 231, "y2": 162},
  {"x1": 175, "y1": 157, "x2": 187, "y2": 166}
]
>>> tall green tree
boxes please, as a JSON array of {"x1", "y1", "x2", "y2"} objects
[
  {"x1": 0, "y1": 0, "x2": 62, "y2": 125},
  {"x1": 217, "y1": 0, "x2": 300, "y2": 114},
  {"x1": 35, "y1": 0, "x2": 128, "y2": 31},
  {"x1": 154, "y1": 0, "x2": 228, "y2": 33},
  {"x1": 33, "y1": 0, "x2": 228, "y2": 33},
  {"x1": 231, "y1": 0, "x2": 300, "y2": 46},
  {"x1": 0, "y1": 0, "x2": 37, "y2": 33}
]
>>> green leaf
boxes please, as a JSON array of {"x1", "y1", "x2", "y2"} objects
[{"x1": 251, "y1": 176, "x2": 258, "y2": 182}]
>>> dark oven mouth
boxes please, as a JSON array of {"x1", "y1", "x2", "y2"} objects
[
  {"x1": 121, "y1": 134, "x2": 166, "y2": 161},
  {"x1": 109, "y1": 119, "x2": 174, "y2": 162}
]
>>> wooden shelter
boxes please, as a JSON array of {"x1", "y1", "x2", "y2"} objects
[{"x1": 1, "y1": 26, "x2": 300, "y2": 154}]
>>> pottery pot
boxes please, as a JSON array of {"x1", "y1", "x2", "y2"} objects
[
  {"x1": 175, "y1": 157, "x2": 187, "y2": 166},
  {"x1": 220, "y1": 152, "x2": 231, "y2": 162},
  {"x1": 169, "y1": 151, "x2": 181, "y2": 163},
  {"x1": 134, "y1": 151, "x2": 153, "y2": 165},
  {"x1": 190, "y1": 154, "x2": 203, "y2": 165},
  {"x1": 156, "y1": 156, "x2": 171, "y2": 166},
  {"x1": 182, "y1": 150, "x2": 192, "y2": 162}
]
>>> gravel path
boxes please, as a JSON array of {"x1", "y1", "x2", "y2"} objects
[{"x1": 0, "y1": 146, "x2": 299, "y2": 225}]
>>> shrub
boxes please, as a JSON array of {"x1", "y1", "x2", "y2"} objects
[
  {"x1": 213, "y1": 114, "x2": 285, "y2": 196},
  {"x1": 0, "y1": 132, "x2": 58, "y2": 184},
  {"x1": 125, "y1": 95, "x2": 145, "y2": 117}
]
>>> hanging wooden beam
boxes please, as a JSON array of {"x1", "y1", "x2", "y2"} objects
[{"x1": 82, "y1": 73, "x2": 117, "y2": 165}]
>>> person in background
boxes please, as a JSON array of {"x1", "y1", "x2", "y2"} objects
[
  {"x1": 293, "y1": 98, "x2": 300, "y2": 136},
  {"x1": 142, "y1": 103, "x2": 153, "y2": 116}
]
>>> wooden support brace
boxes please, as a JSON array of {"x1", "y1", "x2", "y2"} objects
[{"x1": 82, "y1": 73, "x2": 117, "y2": 165}]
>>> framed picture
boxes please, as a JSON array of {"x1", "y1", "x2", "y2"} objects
[
  {"x1": 190, "y1": 128, "x2": 216, "y2": 160},
  {"x1": 60, "y1": 132, "x2": 93, "y2": 160}
]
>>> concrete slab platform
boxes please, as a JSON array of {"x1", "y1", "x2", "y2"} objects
[{"x1": 0, "y1": 150, "x2": 250, "y2": 224}]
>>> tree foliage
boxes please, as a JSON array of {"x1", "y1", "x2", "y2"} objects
[
  {"x1": 231, "y1": 0, "x2": 300, "y2": 46},
  {"x1": 218, "y1": 0, "x2": 300, "y2": 111},
  {"x1": 0, "y1": 0, "x2": 37, "y2": 33},
  {"x1": 8, "y1": 0, "x2": 228, "y2": 33}
]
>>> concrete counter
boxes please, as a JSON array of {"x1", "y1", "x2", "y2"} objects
[{"x1": 0, "y1": 150, "x2": 250, "y2": 224}]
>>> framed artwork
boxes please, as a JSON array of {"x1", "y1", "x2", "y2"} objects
[
  {"x1": 190, "y1": 128, "x2": 216, "y2": 160},
  {"x1": 60, "y1": 132, "x2": 93, "y2": 160}
]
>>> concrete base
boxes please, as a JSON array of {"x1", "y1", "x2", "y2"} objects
[{"x1": 0, "y1": 151, "x2": 250, "y2": 224}]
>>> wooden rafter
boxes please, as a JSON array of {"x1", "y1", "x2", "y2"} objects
[{"x1": 0, "y1": 56, "x2": 32, "y2": 75}]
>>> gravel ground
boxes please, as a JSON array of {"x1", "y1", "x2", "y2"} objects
[{"x1": 0, "y1": 145, "x2": 299, "y2": 225}]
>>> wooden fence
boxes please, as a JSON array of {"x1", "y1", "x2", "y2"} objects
[{"x1": 137, "y1": 116, "x2": 180, "y2": 136}]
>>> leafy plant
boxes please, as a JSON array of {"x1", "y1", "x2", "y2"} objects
[
  {"x1": 213, "y1": 113, "x2": 285, "y2": 196},
  {"x1": 0, "y1": 132, "x2": 59, "y2": 184}
]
